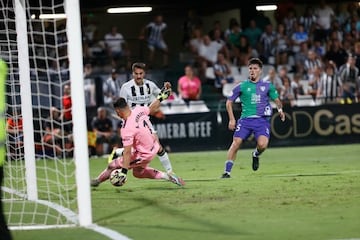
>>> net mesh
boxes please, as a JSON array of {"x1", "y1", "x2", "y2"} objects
[{"x1": 1, "y1": 0, "x2": 79, "y2": 227}]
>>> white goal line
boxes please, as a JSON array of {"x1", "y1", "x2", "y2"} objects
[{"x1": 2, "y1": 186, "x2": 131, "y2": 240}]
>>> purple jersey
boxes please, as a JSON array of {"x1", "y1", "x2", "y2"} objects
[{"x1": 228, "y1": 79, "x2": 279, "y2": 118}]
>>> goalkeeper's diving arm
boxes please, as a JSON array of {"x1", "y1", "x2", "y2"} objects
[{"x1": 149, "y1": 81, "x2": 172, "y2": 115}]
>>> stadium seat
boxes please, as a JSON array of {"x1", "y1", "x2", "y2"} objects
[
  {"x1": 161, "y1": 103, "x2": 188, "y2": 114},
  {"x1": 295, "y1": 95, "x2": 315, "y2": 107},
  {"x1": 188, "y1": 100, "x2": 210, "y2": 113}
]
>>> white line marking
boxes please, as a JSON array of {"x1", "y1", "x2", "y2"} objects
[{"x1": 265, "y1": 170, "x2": 360, "y2": 177}]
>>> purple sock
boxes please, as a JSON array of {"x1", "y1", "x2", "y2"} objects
[{"x1": 224, "y1": 160, "x2": 234, "y2": 173}]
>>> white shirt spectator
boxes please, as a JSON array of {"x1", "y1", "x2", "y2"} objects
[
  {"x1": 198, "y1": 35, "x2": 223, "y2": 64},
  {"x1": 104, "y1": 27, "x2": 125, "y2": 54}
]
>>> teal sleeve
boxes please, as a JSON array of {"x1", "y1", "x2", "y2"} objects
[{"x1": 268, "y1": 82, "x2": 279, "y2": 100}]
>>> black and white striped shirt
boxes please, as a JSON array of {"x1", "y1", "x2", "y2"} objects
[
  {"x1": 319, "y1": 73, "x2": 342, "y2": 102},
  {"x1": 119, "y1": 79, "x2": 161, "y2": 108}
]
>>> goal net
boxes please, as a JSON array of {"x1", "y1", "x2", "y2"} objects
[{"x1": 1, "y1": 0, "x2": 92, "y2": 229}]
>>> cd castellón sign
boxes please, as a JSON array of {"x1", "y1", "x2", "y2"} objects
[{"x1": 271, "y1": 104, "x2": 360, "y2": 141}]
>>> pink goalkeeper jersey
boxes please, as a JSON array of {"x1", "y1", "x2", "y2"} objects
[{"x1": 120, "y1": 106, "x2": 160, "y2": 161}]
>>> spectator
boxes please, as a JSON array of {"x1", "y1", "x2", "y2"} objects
[
  {"x1": 196, "y1": 34, "x2": 224, "y2": 82},
  {"x1": 353, "y1": 41, "x2": 360, "y2": 72},
  {"x1": 42, "y1": 107, "x2": 73, "y2": 157},
  {"x1": 224, "y1": 18, "x2": 241, "y2": 45},
  {"x1": 91, "y1": 107, "x2": 120, "y2": 156},
  {"x1": 235, "y1": 35, "x2": 253, "y2": 67},
  {"x1": 140, "y1": 14, "x2": 169, "y2": 68},
  {"x1": 304, "y1": 49, "x2": 324, "y2": 80},
  {"x1": 188, "y1": 27, "x2": 204, "y2": 56},
  {"x1": 177, "y1": 64, "x2": 202, "y2": 102},
  {"x1": 329, "y1": 20, "x2": 344, "y2": 44},
  {"x1": 103, "y1": 69, "x2": 122, "y2": 107},
  {"x1": 314, "y1": 0, "x2": 335, "y2": 42},
  {"x1": 82, "y1": 16, "x2": 99, "y2": 63},
  {"x1": 208, "y1": 20, "x2": 225, "y2": 41},
  {"x1": 258, "y1": 23, "x2": 276, "y2": 64},
  {"x1": 254, "y1": 11, "x2": 271, "y2": 32},
  {"x1": 294, "y1": 42, "x2": 310, "y2": 78},
  {"x1": 263, "y1": 66, "x2": 283, "y2": 94},
  {"x1": 280, "y1": 76, "x2": 296, "y2": 107},
  {"x1": 61, "y1": 84, "x2": 72, "y2": 132},
  {"x1": 104, "y1": 26, "x2": 130, "y2": 69},
  {"x1": 290, "y1": 23, "x2": 309, "y2": 56},
  {"x1": 338, "y1": 54, "x2": 359, "y2": 103},
  {"x1": 182, "y1": 8, "x2": 203, "y2": 48},
  {"x1": 298, "y1": 5, "x2": 317, "y2": 37},
  {"x1": 212, "y1": 28, "x2": 231, "y2": 61},
  {"x1": 282, "y1": 8, "x2": 297, "y2": 37},
  {"x1": 308, "y1": 66, "x2": 323, "y2": 100},
  {"x1": 242, "y1": 19, "x2": 262, "y2": 56},
  {"x1": 292, "y1": 73, "x2": 306, "y2": 99},
  {"x1": 83, "y1": 63, "x2": 96, "y2": 106},
  {"x1": 213, "y1": 52, "x2": 235, "y2": 92},
  {"x1": 324, "y1": 39, "x2": 348, "y2": 71},
  {"x1": 311, "y1": 39, "x2": 326, "y2": 59},
  {"x1": 273, "y1": 23, "x2": 290, "y2": 66},
  {"x1": 82, "y1": 16, "x2": 98, "y2": 47},
  {"x1": 225, "y1": 21, "x2": 242, "y2": 64},
  {"x1": 317, "y1": 61, "x2": 342, "y2": 103}
]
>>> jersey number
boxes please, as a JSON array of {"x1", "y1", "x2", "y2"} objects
[{"x1": 143, "y1": 120, "x2": 153, "y2": 134}]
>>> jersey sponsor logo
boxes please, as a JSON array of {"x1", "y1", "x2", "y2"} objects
[{"x1": 251, "y1": 94, "x2": 261, "y2": 104}]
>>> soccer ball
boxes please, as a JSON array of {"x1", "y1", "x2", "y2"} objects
[{"x1": 109, "y1": 168, "x2": 126, "y2": 187}]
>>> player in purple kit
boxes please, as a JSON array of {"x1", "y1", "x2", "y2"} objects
[
  {"x1": 91, "y1": 83, "x2": 185, "y2": 187},
  {"x1": 221, "y1": 58, "x2": 286, "y2": 178}
]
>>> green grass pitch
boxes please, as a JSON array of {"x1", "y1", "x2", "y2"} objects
[{"x1": 11, "y1": 143, "x2": 360, "y2": 240}]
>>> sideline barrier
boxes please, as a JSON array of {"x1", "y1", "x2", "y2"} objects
[{"x1": 151, "y1": 103, "x2": 360, "y2": 152}]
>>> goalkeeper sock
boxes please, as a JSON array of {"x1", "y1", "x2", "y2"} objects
[
  {"x1": 158, "y1": 151, "x2": 172, "y2": 173},
  {"x1": 224, "y1": 160, "x2": 234, "y2": 173}
]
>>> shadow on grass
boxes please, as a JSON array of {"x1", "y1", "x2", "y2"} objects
[{"x1": 95, "y1": 196, "x2": 248, "y2": 236}]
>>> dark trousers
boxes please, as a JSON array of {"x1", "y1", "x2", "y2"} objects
[{"x1": 0, "y1": 166, "x2": 12, "y2": 240}]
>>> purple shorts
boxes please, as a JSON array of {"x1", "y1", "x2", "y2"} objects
[{"x1": 233, "y1": 117, "x2": 270, "y2": 140}]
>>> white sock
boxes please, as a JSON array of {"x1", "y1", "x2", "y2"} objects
[{"x1": 158, "y1": 152, "x2": 172, "y2": 173}]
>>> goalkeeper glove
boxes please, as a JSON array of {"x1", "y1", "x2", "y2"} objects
[
  {"x1": 157, "y1": 87, "x2": 171, "y2": 102},
  {"x1": 107, "y1": 148, "x2": 124, "y2": 163}
]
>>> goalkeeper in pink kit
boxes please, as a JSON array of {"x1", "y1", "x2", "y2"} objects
[{"x1": 91, "y1": 83, "x2": 185, "y2": 187}]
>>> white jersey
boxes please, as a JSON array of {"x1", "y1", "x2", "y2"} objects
[{"x1": 119, "y1": 79, "x2": 161, "y2": 108}]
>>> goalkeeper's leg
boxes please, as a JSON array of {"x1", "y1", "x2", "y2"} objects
[
  {"x1": 91, "y1": 157, "x2": 123, "y2": 187},
  {"x1": 132, "y1": 166, "x2": 185, "y2": 186}
]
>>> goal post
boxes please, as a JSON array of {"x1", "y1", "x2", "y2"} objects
[
  {"x1": 2, "y1": 0, "x2": 92, "y2": 229},
  {"x1": 15, "y1": 0, "x2": 38, "y2": 202},
  {"x1": 65, "y1": 0, "x2": 92, "y2": 226}
]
